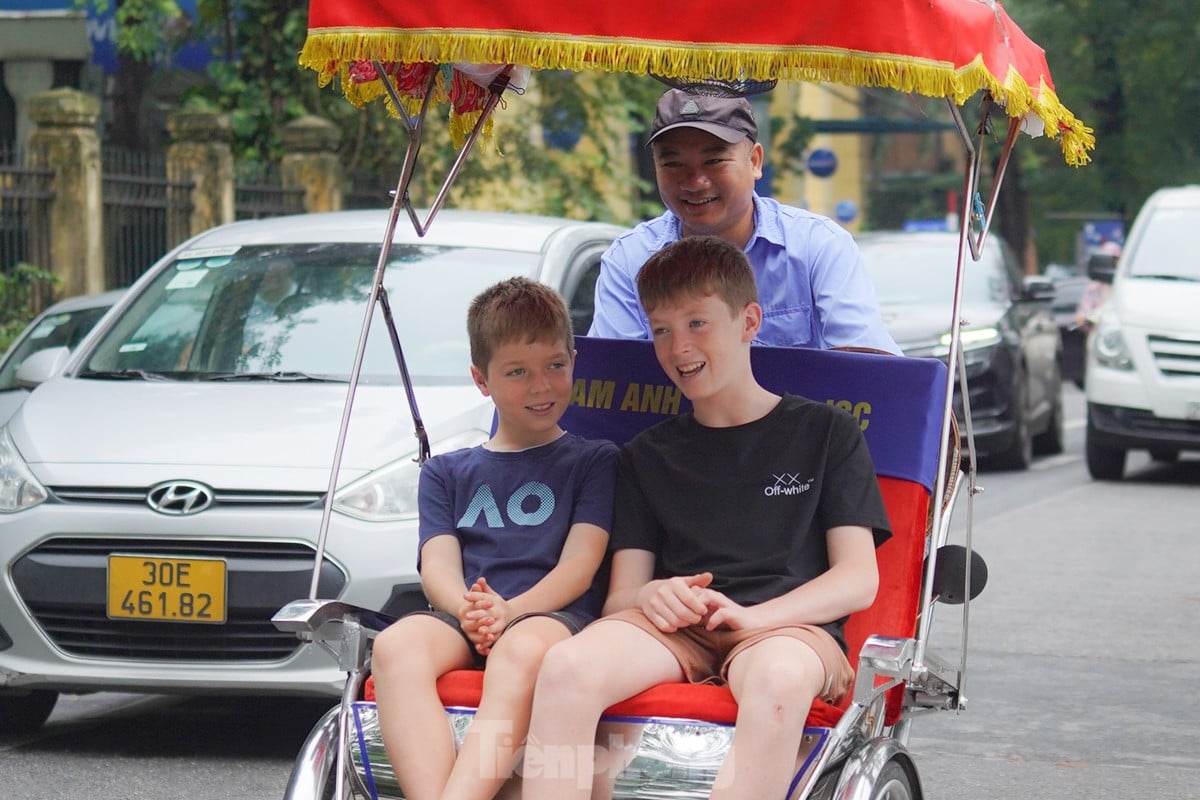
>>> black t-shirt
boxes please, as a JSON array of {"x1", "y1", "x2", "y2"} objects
[{"x1": 612, "y1": 394, "x2": 892, "y2": 648}]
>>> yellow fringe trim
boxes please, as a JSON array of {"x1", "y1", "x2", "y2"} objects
[{"x1": 301, "y1": 29, "x2": 1094, "y2": 165}]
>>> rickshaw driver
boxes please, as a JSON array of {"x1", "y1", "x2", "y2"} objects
[{"x1": 589, "y1": 88, "x2": 901, "y2": 355}]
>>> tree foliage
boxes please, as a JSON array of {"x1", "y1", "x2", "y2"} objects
[
  {"x1": 101, "y1": 0, "x2": 663, "y2": 224},
  {"x1": 1004, "y1": 0, "x2": 1200, "y2": 264},
  {"x1": 98, "y1": 0, "x2": 1200, "y2": 252}
]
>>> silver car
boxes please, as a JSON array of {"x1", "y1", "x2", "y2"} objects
[
  {"x1": 0, "y1": 209, "x2": 625, "y2": 732},
  {"x1": 0, "y1": 288, "x2": 126, "y2": 425}
]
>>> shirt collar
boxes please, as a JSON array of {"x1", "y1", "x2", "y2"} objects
[
  {"x1": 748, "y1": 194, "x2": 785, "y2": 248},
  {"x1": 658, "y1": 193, "x2": 780, "y2": 251}
]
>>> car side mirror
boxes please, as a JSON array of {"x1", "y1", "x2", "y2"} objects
[
  {"x1": 1087, "y1": 252, "x2": 1118, "y2": 284},
  {"x1": 15, "y1": 346, "x2": 71, "y2": 389},
  {"x1": 1020, "y1": 275, "x2": 1056, "y2": 303}
]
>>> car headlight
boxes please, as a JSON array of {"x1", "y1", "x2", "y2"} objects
[
  {"x1": 333, "y1": 429, "x2": 489, "y2": 522},
  {"x1": 934, "y1": 327, "x2": 1001, "y2": 366},
  {"x1": 1093, "y1": 312, "x2": 1134, "y2": 370},
  {"x1": 0, "y1": 427, "x2": 48, "y2": 513}
]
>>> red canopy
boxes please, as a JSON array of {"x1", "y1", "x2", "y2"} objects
[{"x1": 302, "y1": 0, "x2": 1092, "y2": 165}]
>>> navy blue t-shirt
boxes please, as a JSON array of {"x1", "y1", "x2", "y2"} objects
[{"x1": 417, "y1": 432, "x2": 618, "y2": 621}]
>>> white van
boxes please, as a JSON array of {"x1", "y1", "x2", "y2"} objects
[{"x1": 1084, "y1": 185, "x2": 1200, "y2": 479}]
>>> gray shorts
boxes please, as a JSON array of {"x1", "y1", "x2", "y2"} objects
[{"x1": 411, "y1": 608, "x2": 589, "y2": 668}]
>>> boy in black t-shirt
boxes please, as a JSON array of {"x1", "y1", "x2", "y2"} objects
[{"x1": 523, "y1": 236, "x2": 892, "y2": 800}]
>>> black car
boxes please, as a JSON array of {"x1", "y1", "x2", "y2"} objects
[
  {"x1": 1044, "y1": 266, "x2": 1090, "y2": 388},
  {"x1": 857, "y1": 231, "x2": 1064, "y2": 470}
]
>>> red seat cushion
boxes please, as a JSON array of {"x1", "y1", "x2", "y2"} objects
[{"x1": 363, "y1": 476, "x2": 926, "y2": 729}]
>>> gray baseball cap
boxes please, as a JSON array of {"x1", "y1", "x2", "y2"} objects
[{"x1": 648, "y1": 89, "x2": 758, "y2": 145}]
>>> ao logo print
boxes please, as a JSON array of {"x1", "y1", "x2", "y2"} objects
[{"x1": 457, "y1": 482, "x2": 556, "y2": 528}]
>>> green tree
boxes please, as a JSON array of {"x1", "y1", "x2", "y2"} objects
[
  {"x1": 0, "y1": 264, "x2": 60, "y2": 351},
  {"x1": 99, "y1": 0, "x2": 662, "y2": 224},
  {"x1": 1005, "y1": 0, "x2": 1200, "y2": 265}
]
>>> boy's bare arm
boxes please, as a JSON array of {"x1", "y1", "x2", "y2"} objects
[
  {"x1": 419, "y1": 535, "x2": 471, "y2": 615},
  {"x1": 699, "y1": 525, "x2": 880, "y2": 631},
  {"x1": 499, "y1": 522, "x2": 609, "y2": 620},
  {"x1": 604, "y1": 548, "x2": 713, "y2": 632}
]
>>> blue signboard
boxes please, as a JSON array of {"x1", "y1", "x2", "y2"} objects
[
  {"x1": 835, "y1": 199, "x2": 858, "y2": 223},
  {"x1": 902, "y1": 219, "x2": 950, "y2": 232},
  {"x1": 2, "y1": 1, "x2": 214, "y2": 75},
  {"x1": 561, "y1": 337, "x2": 947, "y2": 492},
  {"x1": 1081, "y1": 219, "x2": 1125, "y2": 249},
  {"x1": 806, "y1": 148, "x2": 838, "y2": 178}
]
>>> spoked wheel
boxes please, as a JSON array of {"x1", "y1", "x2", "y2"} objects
[{"x1": 871, "y1": 760, "x2": 916, "y2": 800}]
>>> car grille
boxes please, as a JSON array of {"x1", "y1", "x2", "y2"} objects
[
  {"x1": 13, "y1": 537, "x2": 345, "y2": 661},
  {"x1": 47, "y1": 486, "x2": 323, "y2": 508},
  {"x1": 1147, "y1": 334, "x2": 1200, "y2": 377},
  {"x1": 1097, "y1": 406, "x2": 1200, "y2": 437}
]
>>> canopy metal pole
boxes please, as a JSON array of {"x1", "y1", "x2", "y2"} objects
[{"x1": 305, "y1": 65, "x2": 517, "y2": 599}]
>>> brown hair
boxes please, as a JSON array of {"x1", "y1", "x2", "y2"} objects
[
  {"x1": 467, "y1": 277, "x2": 573, "y2": 374},
  {"x1": 636, "y1": 235, "x2": 758, "y2": 315}
]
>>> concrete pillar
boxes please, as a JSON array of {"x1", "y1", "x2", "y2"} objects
[
  {"x1": 0, "y1": 10, "x2": 90, "y2": 152},
  {"x1": 280, "y1": 115, "x2": 343, "y2": 213},
  {"x1": 166, "y1": 109, "x2": 234, "y2": 237},
  {"x1": 3, "y1": 61, "x2": 54, "y2": 154},
  {"x1": 25, "y1": 88, "x2": 104, "y2": 297}
]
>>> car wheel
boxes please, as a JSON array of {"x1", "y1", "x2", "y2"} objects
[
  {"x1": 989, "y1": 371, "x2": 1033, "y2": 470},
  {"x1": 0, "y1": 689, "x2": 58, "y2": 734},
  {"x1": 1149, "y1": 448, "x2": 1180, "y2": 463},
  {"x1": 1086, "y1": 434, "x2": 1126, "y2": 480},
  {"x1": 1033, "y1": 372, "x2": 1065, "y2": 456}
]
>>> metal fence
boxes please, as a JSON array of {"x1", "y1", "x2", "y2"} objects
[
  {"x1": 235, "y1": 164, "x2": 305, "y2": 220},
  {"x1": 345, "y1": 171, "x2": 394, "y2": 210},
  {"x1": 0, "y1": 146, "x2": 56, "y2": 315},
  {"x1": 102, "y1": 148, "x2": 194, "y2": 288}
]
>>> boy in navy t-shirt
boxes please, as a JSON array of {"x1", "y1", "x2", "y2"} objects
[{"x1": 371, "y1": 277, "x2": 617, "y2": 800}]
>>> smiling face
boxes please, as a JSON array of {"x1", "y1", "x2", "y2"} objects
[
  {"x1": 647, "y1": 291, "x2": 760, "y2": 411},
  {"x1": 652, "y1": 128, "x2": 764, "y2": 247},
  {"x1": 471, "y1": 336, "x2": 574, "y2": 450}
]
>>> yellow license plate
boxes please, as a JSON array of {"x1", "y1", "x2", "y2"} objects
[{"x1": 107, "y1": 555, "x2": 227, "y2": 623}]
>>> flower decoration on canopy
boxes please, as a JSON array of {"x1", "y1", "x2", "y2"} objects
[
  {"x1": 336, "y1": 59, "x2": 531, "y2": 148},
  {"x1": 302, "y1": 0, "x2": 1093, "y2": 165}
]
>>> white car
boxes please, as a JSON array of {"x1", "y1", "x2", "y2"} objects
[
  {"x1": 1084, "y1": 186, "x2": 1200, "y2": 479},
  {"x1": 0, "y1": 209, "x2": 625, "y2": 732},
  {"x1": 0, "y1": 289, "x2": 126, "y2": 425}
]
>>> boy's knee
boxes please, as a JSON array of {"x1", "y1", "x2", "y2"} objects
[
  {"x1": 536, "y1": 638, "x2": 595, "y2": 695},
  {"x1": 372, "y1": 624, "x2": 403, "y2": 664},
  {"x1": 488, "y1": 629, "x2": 553, "y2": 675},
  {"x1": 371, "y1": 616, "x2": 429, "y2": 673},
  {"x1": 747, "y1": 660, "x2": 822, "y2": 710}
]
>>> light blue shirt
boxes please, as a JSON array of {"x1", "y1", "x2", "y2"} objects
[{"x1": 589, "y1": 195, "x2": 901, "y2": 355}]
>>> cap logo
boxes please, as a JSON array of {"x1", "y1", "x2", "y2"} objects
[{"x1": 680, "y1": 99, "x2": 701, "y2": 116}]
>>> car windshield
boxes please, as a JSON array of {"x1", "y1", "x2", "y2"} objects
[
  {"x1": 82, "y1": 243, "x2": 539, "y2": 382},
  {"x1": 1127, "y1": 207, "x2": 1200, "y2": 280},
  {"x1": 858, "y1": 239, "x2": 1007, "y2": 306},
  {"x1": 0, "y1": 304, "x2": 113, "y2": 391}
]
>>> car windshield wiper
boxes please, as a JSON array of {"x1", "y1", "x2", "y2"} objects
[
  {"x1": 78, "y1": 369, "x2": 171, "y2": 381},
  {"x1": 201, "y1": 371, "x2": 346, "y2": 383},
  {"x1": 1131, "y1": 273, "x2": 1200, "y2": 282}
]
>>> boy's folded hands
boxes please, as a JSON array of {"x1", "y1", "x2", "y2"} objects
[{"x1": 461, "y1": 576, "x2": 510, "y2": 655}]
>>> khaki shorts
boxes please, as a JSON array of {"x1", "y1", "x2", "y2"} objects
[{"x1": 604, "y1": 608, "x2": 855, "y2": 704}]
